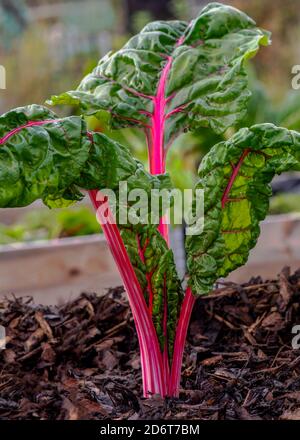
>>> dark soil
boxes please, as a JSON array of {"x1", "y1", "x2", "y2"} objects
[{"x1": 1, "y1": 267, "x2": 300, "y2": 420}]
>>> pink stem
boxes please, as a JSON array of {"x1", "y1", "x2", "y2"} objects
[
  {"x1": 89, "y1": 190, "x2": 166, "y2": 397},
  {"x1": 165, "y1": 104, "x2": 187, "y2": 119},
  {"x1": 148, "y1": 58, "x2": 173, "y2": 381},
  {"x1": 146, "y1": 34, "x2": 188, "y2": 387},
  {"x1": 0, "y1": 119, "x2": 59, "y2": 144},
  {"x1": 168, "y1": 286, "x2": 196, "y2": 397},
  {"x1": 148, "y1": 36, "x2": 186, "y2": 243},
  {"x1": 221, "y1": 148, "x2": 250, "y2": 208},
  {"x1": 162, "y1": 275, "x2": 170, "y2": 389},
  {"x1": 149, "y1": 59, "x2": 172, "y2": 242}
]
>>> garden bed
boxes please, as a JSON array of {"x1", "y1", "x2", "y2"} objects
[
  {"x1": 0, "y1": 267, "x2": 300, "y2": 420},
  {"x1": 1, "y1": 212, "x2": 300, "y2": 303}
]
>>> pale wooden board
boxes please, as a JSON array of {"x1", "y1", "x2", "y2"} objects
[
  {"x1": 1, "y1": 213, "x2": 300, "y2": 304},
  {"x1": 0, "y1": 236, "x2": 122, "y2": 305}
]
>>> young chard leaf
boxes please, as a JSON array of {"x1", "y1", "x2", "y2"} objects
[
  {"x1": 50, "y1": 2, "x2": 269, "y2": 153},
  {"x1": 0, "y1": 104, "x2": 182, "y2": 358},
  {"x1": 0, "y1": 105, "x2": 166, "y2": 208},
  {"x1": 0, "y1": 105, "x2": 90, "y2": 208},
  {"x1": 186, "y1": 123, "x2": 300, "y2": 295}
]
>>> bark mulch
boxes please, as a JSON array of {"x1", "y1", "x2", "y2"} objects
[{"x1": 1, "y1": 267, "x2": 300, "y2": 420}]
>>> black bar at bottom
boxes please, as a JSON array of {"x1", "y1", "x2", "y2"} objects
[{"x1": 0, "y1": 420, "x2": 299, "y2": 439}]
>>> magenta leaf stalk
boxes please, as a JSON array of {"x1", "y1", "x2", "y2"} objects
[
  {"x1": 88, "y1": 189, "x2": 166, "y2": 397},
  {"x1": 169, "y1": 287, "x2": 196, "y2": 397},
  {"x1": 145, "y1": 32, "x2": 197, "y2": 397},
  {"x1": 221, "y1": 148, "x2": 250, "y2": 208},
  {"x1": 0, "y1": 119, "x2": 60, "y2": 145}
]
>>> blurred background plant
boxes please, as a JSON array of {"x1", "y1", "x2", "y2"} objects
[
  {"x1": 0, "y1": 206, "x2": 100, "y2": 244},
  {"x1": 1, "y1": 0, "x2": 300, "y2": 243}
]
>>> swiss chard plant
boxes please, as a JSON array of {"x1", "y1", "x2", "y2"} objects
[{"x1": 1, "y1": 3, "x2": 298, "y2": 397}]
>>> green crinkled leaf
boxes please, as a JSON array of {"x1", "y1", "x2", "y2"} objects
[
  {"x1": 0, "y1": 104, "x2": 182, "y2": 357},
  {"x1": 0, "y1": 105, "x2": 91, "y2": 208},
  {"x1": 49, "y1": 2, "x2": 269, "y2": 145},
  {"x1": 0, "y1": 105, "x2": 171, "y2": 209},
  {"x1": 77, "y1": 131, "x2": 170, "y2": 195},
  {"x1": 186, "y1": 123, "x2": 300, "y2": 295}
]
